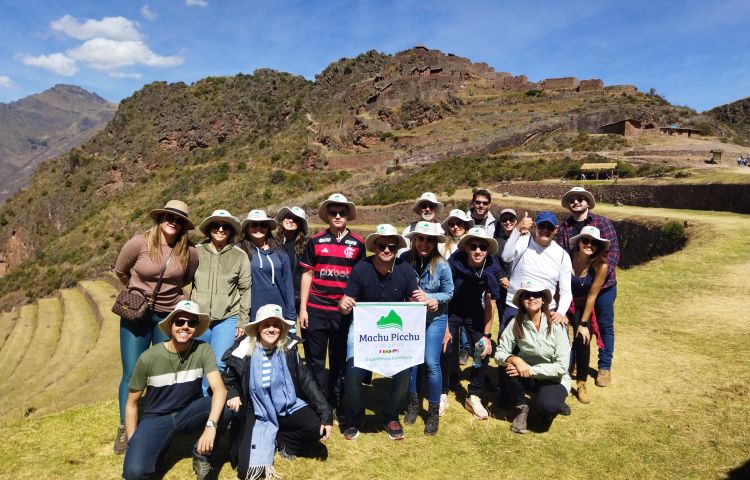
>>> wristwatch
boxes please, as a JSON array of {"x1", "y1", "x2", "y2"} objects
[
  {"x1": 580, "y1": 321, "x2": 589, "y2": 328},
  {"x1": 205, "y1": 420, "x2": 217, "y2": 429},
  {"x1": 483, "y1": 333, "x2": 492, "y2": 339}
]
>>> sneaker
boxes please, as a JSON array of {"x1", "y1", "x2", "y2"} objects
[
  {"x1": 343, "y1": 424, "x2": 360, "y2": 440},
  {"x1": 459, "y1": 347, "x2": 470, "y2": 365},
  {"x1": 575, "y1": 381, "x2": 591, "y2": 404},
  {"x1": 464, "y1": 395, "x2": 489, "y2": 420},
  {"x1": 278, "y1": 447, "x2": 297, "y2": 460},
  {"x1": 510, "y1": 404, "x2": 529, "y2": 434},
  {"x1": 384, "y1": 420, "x2": 404, "y2": 440},
  {"x1": 192, "y1": 456, "x2": 212, "y2": 480},
  {"x1": 439, "y1": 394, "x2": 449, "y2": 417},
  {"x1": 404, "y1": 393, "x2": 420, "y2": 425},
  {"x1": 596, "y1": 369, "x2": 612, "y2": 387},
  {"x1": 113, "y1": 424, "x2": 128, "y2": 455},
  {"x1": 424, "y1": 402, "x2": 440, "y2": 436}
]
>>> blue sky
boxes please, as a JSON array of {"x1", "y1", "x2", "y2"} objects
[{"x1": 0, "y1": 0, "x2": 748, "y2": 111}]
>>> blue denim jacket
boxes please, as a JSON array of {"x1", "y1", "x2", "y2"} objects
[{"x1": 400, "y1": 253, "x2": 454, "y2": 321}]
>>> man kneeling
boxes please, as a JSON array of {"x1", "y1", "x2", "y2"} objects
[{"x1": 122, "y1": 300, "x2": 227, "y2": 480}]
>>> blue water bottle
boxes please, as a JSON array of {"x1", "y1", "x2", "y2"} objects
[{"x1": 472, "y1": 339, "x2": 484, "y2": 368}]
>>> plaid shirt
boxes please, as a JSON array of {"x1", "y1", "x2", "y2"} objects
[{"x1": 557, "y1": 212, "x2": 619, "y2": 289}]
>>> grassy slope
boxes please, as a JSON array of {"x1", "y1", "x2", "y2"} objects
[{"x1": 0, "y1": 199, "x2": 748, "y2": 479}]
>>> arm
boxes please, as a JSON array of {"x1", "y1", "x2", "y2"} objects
[
  {"x1": 293, "y1": 350, "x2": 333, "y2": 439},
  {"x1": 580, "y1": 263, "x2": 608, "y2": 324},
  {"x1": 124, "y1": 389, "x2": 143, "y2": 440},
  {"x1": 552, "y1": 250, "x2": 573, "y2": 322},
  {"x1": 280, "y1": 252, "x2": 297, "y2": 321},
  {"x1": 529, "y1": 324, "x2": 571, "y2": 380},
  {"x1": 600, "y1": 218, "x2": 621, "y2": 272},
  {"x1": 237, "y1": 252, "x2": 252, "y2": 332},
  {"x1": 494, "y1": 319, "x2": 516, "y2": 364},
  {"x1": 501, "y1": 227, "x2": 530, "y2": 263},
  {"x1": 183, "y1": 246, "x2": 199, "y2": 286},
  {"x1": 113, "y1": 235, "x2": 141, "y2": 286},
  {"x1": 298, "y1": 269, "x2": 313, "y2": 329},
  {"x1": 481, "y1": 293, "x2": 494, "y2": 357},
  {"x1": 196, "y1": 371, "x2": 227, "y2": 455},
  {"x1": 427, "y1": 261, "x2": 454, "y2": 305}
]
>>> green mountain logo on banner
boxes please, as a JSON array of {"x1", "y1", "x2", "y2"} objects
[{"x1": 377, "y1": 310, "x2": 403, "y2": 330}]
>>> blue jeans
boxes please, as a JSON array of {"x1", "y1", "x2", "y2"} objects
[
  {"x1": 119, "y1": 311, "x2": 169, "y2": 423},
  {"x1": 594, "y1": 285, "x2": 617, "y2": 370},
  {"x1": 122, "y1": 397, "x2": 229, "y2": 480},
  {"x1": 410, "y1": 313, "x2": 447, "y2": 404},
  {"x1": 342, "y1": 358, "x2": 409, "y2": 425},
  {"x1": 197, "y1": 315, "x2": 238, "y2": 395}
]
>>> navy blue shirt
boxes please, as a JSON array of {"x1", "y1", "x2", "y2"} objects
[{"x1": 345, "y1": 257, "x2": 418, "y2": 302}]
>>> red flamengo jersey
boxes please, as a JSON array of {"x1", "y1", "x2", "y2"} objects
[{"x1": 299, "y1": 229, "x2": 365, "y2": 314}]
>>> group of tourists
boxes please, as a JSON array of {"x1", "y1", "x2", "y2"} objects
[
  {"x1": 737, "y1": 155, "x2": 749, "y2": 167},
  {"x1": 113, "y1": 186, "x2": 619, "y2": 479}
]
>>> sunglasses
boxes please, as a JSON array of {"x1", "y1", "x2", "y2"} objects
[
  {"x1": 283, "y1": 215, "x2": 298, "y2": 222},
  {"x1": 521, "y1": 291, "x2": 544, "y2": 300},
  {"x1": 210, "y1": 223, "x2": 232, "y2": 232},
  {"x1": 415, "y1": 235, "x2": 437, "y2": 244},
  {"x1": 568, "y1": 196, "x2": 586, "y2": 204},
  {"x1": 500, "y1": 216, "x2": 517, "y2": 223},
  {"x1": 447, "y1": 221, "x2": 465, "y2": 229},
  {"x1": 473, "y1": 200, "x2": 490, "y2": 206},
  {"x1": 173, "y1": 319, "x2": 199, "y2": 328},
  {"x1": 162, "y1": 214, "x2": 184, "y2": 225},
  {"x1": 249, "y1": 222, "x2": 268, "y2": 229},
  {"x1": 328, "y1": 209, "x2": 347, "y2": 218},
  {"x1": 579, "y1": 237, "x2": 601, "y2": 247},
  {"x1": 376, "y1": 243, "x2": 399, "y2": 252},
  {"x1": 419, "y1": 202, "x2": 436, "y2": 210},
  {"x1": 468, "y1": 243, "x2": 488, "y2": 252}
]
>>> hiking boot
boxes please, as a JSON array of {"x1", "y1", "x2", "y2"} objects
[
  {"x1": 277, "y1": 447, "x2": 297, "y2": 460},
  {"x1": 192, "y1": 456, "x2": 212, "y2": 480},
  {"x1": 113, "y1": 424, "x2": 128, "y2": 455},
  {"x1": 576, "y1": 381, "x2": 591, "y2": 404},
  {"x1": 559, "y1": 402, "x2": 571, "y2": 416},
  {"x1": 464, "y1": 395, "x2": 489, "y2": 420},
  {"x1": 384, "y1": 420, "x2": 404, "y2": 440},
  {"x1": 424, "y1": 402, "x2": 440, "y2": 436},
  {"x1": 596, "y1": 369, "x2": 612, "y2": 387},
  {"x1": 439, "y1": 393, "x2": 449, "y2": 417},
  {"x1": 459, "y1": 347, "x2": 470, "y2": 365},
  {"x1": 404, "y1": 393, "x2": 420, "y2": 425},
  {"x1": 510, "y1": 404, "x2": 529, "y2": 434},
  {"x1": 343, "y1": 424, "x2": 360, "y2": 440}
]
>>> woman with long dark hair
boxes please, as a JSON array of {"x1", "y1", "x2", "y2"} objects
[{"x1": 274, "y1": 206, "x2": 309, "y2": 314}]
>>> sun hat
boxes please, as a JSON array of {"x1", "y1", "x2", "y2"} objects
[
  {"x1": 318, "y1": 193, "x2": 357, "y2": 222},
  {"x1": 241, "y1": 209, "x2": 278, "y2": 233},
  {"x1": 149, "y1": 200, "x2": 195, "y2": 230},
  {"x1": 198, "y1": 209, "x2": 241, "y2": 237},
  {"x1": 275, "y1": 206, "x2": 309, "y2": 234},
  {"x1": 569, "y1": 225, "x2": 611, "y2": 250},
  {"x1": 404, "y1": 221, "x2": 446, "y2": 243},
  {"x1": 534, "y1": 211, "x2": 559, "y2": 228},
  {"x1": 244, "y1": 303, "x2": 295, "y2": 335},
  {"x1": 561, "y1": 186, "x2": 596, "y2": 209},
  {"x1": 456, "y1": 226, "x2": 499, "y2": 255},
  {"x1": 412, "y1": 192, "x2": 445, "y2": 215},
  {"x1": 499, "y1": 208, "x2": 518, "y2": 219},
  {"x1": 159, "y1": 300, "x2": 210, "y2": 337},
  {"x1": 365, "y1": 224, "x2": 408, "y2": 253},
  {"x1": 512, "y1": 279, "x2": 553, "y2": 308},
  {"x1": 441, "y1": 209, "x2": 475, "y2": 232}
]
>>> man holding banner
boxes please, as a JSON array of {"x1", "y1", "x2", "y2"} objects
[{"x1": 338, "y1": 224, "x2": 422, "y2": 441}]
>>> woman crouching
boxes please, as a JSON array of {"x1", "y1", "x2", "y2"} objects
[
  {"x1": 222, "y1": 304, "x2": 333, "y2": 479},
  {"x1": 495, "y1": 280, "x2": 571, "y2": 433}
]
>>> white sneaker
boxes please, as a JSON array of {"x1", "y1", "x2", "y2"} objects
[
  {"x1": 464, "y1": 395, "x2": 489, "y2": 420},
  {"x1": 439, "y1": 394, "x2": 449, "y2": 417}
]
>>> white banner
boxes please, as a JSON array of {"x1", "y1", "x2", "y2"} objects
[{"x1": 352, "y1": 302, "x2": 426, "y2": 377}]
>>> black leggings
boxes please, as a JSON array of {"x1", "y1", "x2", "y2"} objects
[
  {"x1": 446, "y1": 312, "x2": 488, "y2": 396},
  {"x1": 502, "y1": 376, "x2": 568, "y2": 418},
  {"x1": 277, "y1": 406, "x2": 322, "y2": 455},
  {"x1": 567, "y1": 305, "x2": 591, "y2": 382}
]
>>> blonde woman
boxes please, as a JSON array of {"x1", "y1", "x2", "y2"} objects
[{"x1": 440, "y1": 209, "x2": 474, "y2": 259}]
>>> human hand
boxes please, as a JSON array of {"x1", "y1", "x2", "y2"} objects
[
  {"x1": 550, "y1": 312, "x2": 567, "y2": 325},
  {"x1": 425, "y1": 298, "x2": 439, "y2": 312},
  {"x1": 481, "y1": 338, "x2": 492, "y2": 358},
  {"x1": 577, "y1": 325, "x2": 591, "y2": 344},
  {"x1": 442, "y1": 330, "x2": 452, "y2": 353},
  {"x1": 500, "y1": 277, "x2": 510, "y2": 289},
  {"x1": 226, "y1": 397, "x2": 242, "y2": 412},
  {"x1": 196, "y1": 428, "x2": 216, "y2": 455},
  {"x1": 320, "y1": 424, "x2": 332, "y2": 441},
  {"x1": 339, "y1": 295, "x2": 356, "y2": 313},
  {"x1": 235, "y1": 327, "x2": 245, "y2": 339},
  {"x1": 517, "y1": 211, "x2": 532, "y2": 235},
  {"x1": 411, "y1": 289, "x2": 427, "y2": 303},
  {"x1": 299, "y1": 309, "x2": 309, "y2": 329}
]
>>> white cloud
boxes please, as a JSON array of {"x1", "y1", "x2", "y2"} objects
[
  {"x1": 19, "y1": 52, "x2": 79, "y2": 76},
  {"x1": 140, "y1": 4, "x2": 158, "y2": 21},
  {"x1": 68, "y1": 38, "x2": 183, "y2": 70},
  {"x1": 186, "y1": 0, "x2": 208, "y2": 7},
  {"x1": 109, "y1": 71, "x2": 143, "y2": 79},
  {"x1": 51, "y1": 14, "x2": 142, "y2": 41},
  {"x1": 0, "y1": 75, "x2": 13, "y2": 88}
]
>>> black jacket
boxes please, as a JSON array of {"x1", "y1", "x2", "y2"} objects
[{"x1": 221, "y1": 338, "x2": 332, "y2": 476}]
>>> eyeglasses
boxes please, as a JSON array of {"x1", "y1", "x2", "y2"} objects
[
  {"x1": 210, "y1": 223, "x2": 231, "y2": 232},
  {"x1": 419, "y1": 202, "x2": 436, "y2": 210},
  {"x1": 328, "y1": 209, "x2": 347, "y2": 218},
  {"x1": 568, "y1": 196, "x2": 586, "y2": 205},
  {"x1": 376, "y1": 243, "x2": 398, "y2": 252},
  {"x1": 249, "y1": 222, "x2": 268, "y2": 229},
  {"x1": 415, "y1": 235, "x2": 437, "y2": 244},
  {"x1": 521, "y1": 291, "x2": 543, "y2": 300},
  {"x1": 173, "y1": 319, "x2": 199, "y2": 328},
  {"x1": 468, "y1": 243, "x2": 488, "y2": 252},
  {"x1": 473, "y1": 200, "x2": 490, "y2": 206},
  {"x1": 500, "y1": 216, "x2": 517, "y2": 223}
]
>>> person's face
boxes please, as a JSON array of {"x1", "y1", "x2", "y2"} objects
[
  {"x1": 160, "y1": 213, "x2": 184, "y2": 239},
  {"x1": 466, "y1": 239, "x2": 488, "y2": 266},
  {"x1": 258, "y1": 318, "x2": 283, "y2": 348},
  {"x1": 413, "y1": 234, "x2": 436, "y2": 258},
  {"x1": 499, "y1": 214, "x2": 517, "y2": 235},
  {"x1": 533, "y1": 222, "x2": 557, "y2": 247},
  {"x1": 374, "y1": 237, "x2": 399, "y2": 262},
  {"x1": 327, "y1": 204, "x2": 348, "y2": 229},
  {"x1": 578, "y1": 237, "x2": 601, "y2": 257},
  {"x1": 171, "y1": 314, "x2": 198, "y2": 344},
  {"x1": 282, "y1": 214, "x2": 299, "y2": 232},
  {"x1": 567, "y1": 195, "x2": 590, "y2": 214},
  {"x1": 520, "y1": 291, "x2": 544, "y2": 315},
  {"x1": 418, "y1": 202, "x2": 437, "y2": 222},
  {"x1": 247, "y1": 221, "x2": 269, "y2": 241},
  {"x1": 209, "y1": 222, "x2": 232, "y2": 247},
  {"x1": 472, "y1": 195, "x2": 491, "y2": 217},
  {"x1": 447, "y1": 220, "x2": 467, "y2": 238}
]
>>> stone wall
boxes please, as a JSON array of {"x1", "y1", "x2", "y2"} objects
[
  {"x1": 542, "y1": 77, "x2": 580, "y2": 91},
  {"x1": 578, "y1": 79, "x2": 604, "y2": 92}
]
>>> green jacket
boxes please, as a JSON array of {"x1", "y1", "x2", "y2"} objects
[{"x1": 191, "y1": 242, "x2": 252, "y2": 327}]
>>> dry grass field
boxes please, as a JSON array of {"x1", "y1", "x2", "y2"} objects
[{"x1": 0, "y1": 197, "x2": 748, "y2": 479}]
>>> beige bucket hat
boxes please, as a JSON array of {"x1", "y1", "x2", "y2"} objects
[
  {"x1": 149, "y1": 200, "x2": 195, "y2": 230},
  {"x1": 561, "y1": 186, "x2": 596, "y2": 209},
  {"x1": 412, "y1": 192, "x2": 445, "y2": 215},
  {"x1": 512, "y1": 279, "x2": 553, "y2": 308},
  {"x1": 159, "y1": 300, "x2": 210, "y2": 337},
  {"x1": 244, "y1": 303, "x2": 295, "y2": 335},
  {"x1": 441, "y1": 209, "x2": 475, "y2": 232},
  {"x1": 241, "y1": 209, "x2": 278, "y2": 232},
  {"x1": 318, "y1": 193, "x2": 357, "y2": 222},
  {"x1": 275, "y1": 206, "x2": 309, "y2": 235},
  {"x1": 569, "y1": 225, "x2": 611, "y2": 250},
  {"x1": 456, "y1": 226, "x2": 499, "y2": 255},
  {"x1": 364, "y1": 224, "x2": 407, "y2": 253},
  {"x1": 198, "y1": 209, "x2": 241, "y2": 237},
  {"x1": 404, "y1": 221, "x2": 446, "y2": 243}
]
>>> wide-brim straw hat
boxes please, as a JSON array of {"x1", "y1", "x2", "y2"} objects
[
  {"x1": 318, "y1": 193, "x2": 357, "y2": 222},
  {"x1": 456, "y1": 226, "x2": 499, "y2": 255},
  {"x1": 570, "y1": 225, "x2": 611, "y2": 250},
  {"x1": 441, "y1": 209, "x2": 475, "y2": 232},
  {"x1": 512, "y1": 279, "x2": 553, "y2": 308},
  {"x1": 365, "y1": 224, "x2": 408, "y2": 253},
  {"x1": 244, "y1": 304, "x2": 295, "y2": 335},
  {"x1": 198, "y1": 209, "x2": 241, "y2": 237},
  {"x1": 561, "y1": 186, "x2": 596, "y2": 209},
  {"x1": 159, "y1": 300, "x2": 210, "y2": 337},
  {"x1": 149, "y1": 200, "x2": 195, "y2": 230},
  {"x1": 241, "y1": 209, "x2": 278, "y2": 232},
  {"x1": 412, "y1": 192, "x2": 445, "y2": 215},
  {"x1": 275, "y1": 206, "x2": 309, "y2": 235},
  {"x1": 404, "y1": 221, "x2": 446, "y2": 243}
]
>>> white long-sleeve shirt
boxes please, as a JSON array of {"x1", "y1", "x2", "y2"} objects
[{"x1": 501, "y1": 228, "x2": 572, "y2": 315}]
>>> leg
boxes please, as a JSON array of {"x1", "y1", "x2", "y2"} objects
[
  {"x1": 328, "y1": 315, "x2": 350, "y2": 409},
  {"x1": 446, "y1": 314, "x2": 462, "y2": 390},
  {"x1": 122, "y1": 414, "x2": 175, "y2": 480},
  {"x1": 119, "y1": 313, "x2": 161, "y2": 423},
  {"x1": 341, "y1": 358, "x2": 368, "y2": 426},
  {"x1": 277, "y1": 406, "x2": 322, "y2": 456},
  {"x1": 206, "y1": 316, "x2": 238, "y2": 372},
  {"x1": 594, "y1": 285, "x2": 617, "y2": 370},
  {"x1": 423, "y1": 314, "x2": 447, "y2": 404},
  {"x1": 383, "y1": 368, "x2": 411, "y2": 423},
  {"x1": 301, "y1": 315, "x2": 330, "y2": 398},
  {"x1": 466, "y1": 321, "x2": 488, "y2": 397},
  {"x1": 532, "y1": 381, "x2": 569, "y2": 418}
]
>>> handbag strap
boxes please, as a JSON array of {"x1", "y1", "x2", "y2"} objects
[{"x1": 150, "y1": 248, "x2": 174, "y2": 309}]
